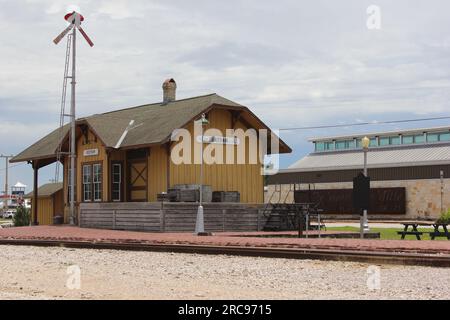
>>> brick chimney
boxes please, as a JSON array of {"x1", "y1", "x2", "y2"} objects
[{"x1": 162, "y1": 78, "x2": 177, "y2": 103}]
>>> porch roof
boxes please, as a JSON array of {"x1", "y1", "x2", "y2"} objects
[
  {"x1": 11, "y1": 93, "x2": 291, "y2": 163},
  {"x1": 25, "y1": 182, "x2": 63, "y2": 198}
]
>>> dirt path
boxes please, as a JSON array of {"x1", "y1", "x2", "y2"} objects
[{"x1": 0, "y1": 245, "x2": 448, "y2": 299}]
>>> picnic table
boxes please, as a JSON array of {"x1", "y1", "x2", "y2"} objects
[
  {"x1": 429, "y1": 223, "x2": 450, "y2": 240},
  {"x1": 398, "y1": 221, "x2": 450, "y2": 240}
]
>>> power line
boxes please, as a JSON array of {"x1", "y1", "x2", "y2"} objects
[
  {"x1": 0, "y1": 163, "x2": 26, "y2": 172},
  {"x1": 0, "y1": 115, "x2": 447, "y2": 171},
  {"x1": 80, "y1": 110, "x2": 450, "y2": 131},
  {"x1": 278, "y1": 116, "x2": 450, "y2": 131}
]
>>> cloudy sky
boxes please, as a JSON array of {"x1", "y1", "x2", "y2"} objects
[{"x1": 1, "y1": 0, "x2": 450, "y2": 191}]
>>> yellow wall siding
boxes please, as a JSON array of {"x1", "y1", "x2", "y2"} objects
[
  {"x1": 76, "y1": 129, "x2": 108, "y2": 202},
  {"x1": 35, "y1": 197, "x2": 53, "y2": 225},
  {"x1": 62, "y1": 129, "x2": 108, "y2": 221},
  {"x1": 169, "y1": 109, "x2": 264, "y2": 203},
  {"x1": 61, "y1": 109, "x2": 265, "y2": 207},
  {"x1": 148, "y1": 145, "x2": 168, "y2": 201}
]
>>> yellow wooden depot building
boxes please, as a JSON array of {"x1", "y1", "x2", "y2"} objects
[
  {"x1": 11, "y1": 79, "x2": 291, "y2": 225},
  {"x1": 25, "y1": 182, "x2": 64, "y2": 225}
]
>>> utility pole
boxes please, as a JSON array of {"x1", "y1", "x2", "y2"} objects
[
  {"x1": 69, "y1": 24, "x2": 76, "y2": 225},
  {"x1": 440, "y1": 170, "x2": 445, "y2": 214},
  {"x1": 0, "y1": 155, "x2": 14, "y2": 207}
]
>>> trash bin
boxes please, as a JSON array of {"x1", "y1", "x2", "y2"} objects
[{"x1": 53, "y1": 215, "x2": 64, "y2": 225}]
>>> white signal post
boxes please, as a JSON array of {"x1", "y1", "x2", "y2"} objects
[
  {"x1": 69, "y1": 18, "x2": 76, "y2": 225},
  {"x1": 53, "y1": 11, "x2": 94, "y2": 225},
  {"x1": 195, "y1": 114, "x2": 209, "y2": 235}
]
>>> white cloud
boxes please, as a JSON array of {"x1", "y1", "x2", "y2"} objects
[
  {"x1": 1, "y1": 0, "x2": 450, "y2": 185},
  {"x1": 0, "y1": 120, "x2": 55, "y2": 147}
]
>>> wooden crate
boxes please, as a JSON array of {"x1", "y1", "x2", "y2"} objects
[
  {"x1": 170, "y1": 185, "x2": 212, "y2": 202},
  {"x1": 168, "y1": 189, "x2": 198, "y2": 202},
  {"x1": 212, "y1": 191, "x2": 240, "y2": 203}
]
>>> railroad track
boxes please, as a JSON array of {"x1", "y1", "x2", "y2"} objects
[{"x1": 0, "y1": 238, "x2": 449, "y2": 267}]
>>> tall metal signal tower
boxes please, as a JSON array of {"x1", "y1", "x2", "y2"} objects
[{"x1": 53, "y1": 11, "x2": 94, "y2": 225}]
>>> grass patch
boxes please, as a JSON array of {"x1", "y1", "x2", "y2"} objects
[{"x1": 327, "y1": 226, "x2": 442, "y2": 241}]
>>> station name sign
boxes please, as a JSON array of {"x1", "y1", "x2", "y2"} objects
[
  {"x1": 196, "y1": 135, "x2": 240, "y2": 145},
  {"x1": 83, "y1": 148, "x2": 99, "y2": 157}
]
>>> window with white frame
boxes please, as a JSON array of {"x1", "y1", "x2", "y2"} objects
[
  {"x1": 93, "y1": 163, "x2": 102, "y2": 202},
  {"x1": 82, "y1": 163, "x2": 102, "y2": 202},
  {"x1": 83, "y1": 165, "x2": 92, "y2": 202}
]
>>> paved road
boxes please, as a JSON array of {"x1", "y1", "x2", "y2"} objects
[{"x1": 0, "y1": 245, "x2": 448, "y2": 300}]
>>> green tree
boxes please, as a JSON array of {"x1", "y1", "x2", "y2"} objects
[
  {"x1": 13, "y1": 205, "x2": 30, "y2": 227},
  {"x1": 436, "y1": 209, "x2": 450, "y2": 224}
]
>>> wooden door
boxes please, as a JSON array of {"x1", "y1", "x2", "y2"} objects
[
  {"x1": 110, "y1": 161, "x2": 124, "y2": 202},
  {"x1": 127, "y1": 159, "x2": 148, "y2": 202},
  {"x1": 53, "y1": 189, "x2": 65, "y2": 216}
]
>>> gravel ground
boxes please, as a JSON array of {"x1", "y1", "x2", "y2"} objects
[{"x1": 0, "y1": 245, "x2": 449, "y2": 300}]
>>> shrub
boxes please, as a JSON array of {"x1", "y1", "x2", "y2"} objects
[
  {"x1": 13, "y1": 206, "x2": 30, "y2": 227},
  {"x1": 436, "y1": 209, "x2": 450, "y2": 224}
]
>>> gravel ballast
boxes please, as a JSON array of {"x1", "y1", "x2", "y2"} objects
[{"x1": 0, "y1": 245, "x2": 449, "y2": 300}]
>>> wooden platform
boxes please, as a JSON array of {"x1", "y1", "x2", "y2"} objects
[
  {"x1": 1, "y1": 226, "x2": 450, "y2": 267},
  {"x1": 79, "y1": 202, "x2": 267, "y2": 233}
]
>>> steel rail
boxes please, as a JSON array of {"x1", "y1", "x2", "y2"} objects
[{"x1": 0, "y1": 239, "x2": 449, "y2": 267}]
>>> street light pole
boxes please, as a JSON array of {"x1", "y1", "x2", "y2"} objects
[
  {"x1": 363, "y1": 147, "x2": 369, "y2": 232},
  {"x1": 361, "y1": 136, "x2": 370, "y2": 238}
]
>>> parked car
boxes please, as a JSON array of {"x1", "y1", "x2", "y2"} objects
[{"x1": 2, "y1": 209, "x2": 16, "y2": 219}]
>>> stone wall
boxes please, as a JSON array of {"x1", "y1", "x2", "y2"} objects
[{"x1": 265, "y1": 178, "x2": 450, "y2": 220}]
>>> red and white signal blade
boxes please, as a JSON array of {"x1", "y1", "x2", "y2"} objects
[
  {"x1": 53, "y1": 24, "x2": 74, "y2": 45},
  {"x1": 77, "y1": 26, "x2": 94, "y2": 47}
]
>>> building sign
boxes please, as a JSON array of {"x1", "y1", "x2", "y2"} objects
[
  {"x1": 353, "y1": 172, "x2": 370, "y2": 213},
  {"x1": 83, "y1": 148, "x2": 99, "y2": 157},
  {"x1": 196, "y1": 135, "x2": 240, "y2": 145},
  {"x1": 294, "y1": 187, "x2": 406, "y2": 215}
]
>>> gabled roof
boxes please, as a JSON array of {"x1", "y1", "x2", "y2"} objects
[
  {"x1": 11, "y1": 125, "x2": 70, "y2": 163},
  {"x1": 85, "y1": 93, "x2": 243, "y2": 148},
  {"x1": 283, "y1": 143, "x2": 450, "y2": 173},
  {"x1": 11, "y1": 93, "x2": 291, "y2": 163},
  {"x1": 25, "y1": 182, "x2": 63, "y2": 198}
]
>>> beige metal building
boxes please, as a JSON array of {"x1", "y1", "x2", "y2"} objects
[{"x1": 267, "y1": 126, "x2": 450, "y2": 220}]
